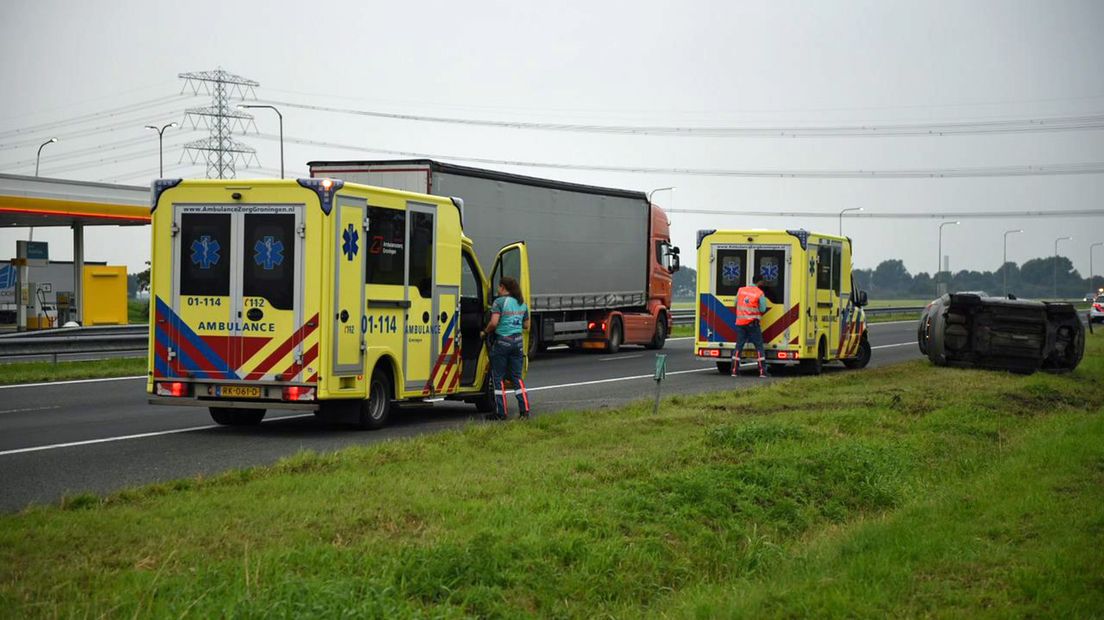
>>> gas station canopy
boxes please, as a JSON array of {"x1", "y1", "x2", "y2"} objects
[
  {"x1": 1, "y1": 173, "x2": 151, "y2": 328},
  {"x1": 0, "y1": 173, "x2": 149, "y2": 227}
]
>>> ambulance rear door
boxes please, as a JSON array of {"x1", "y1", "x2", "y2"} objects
[
  {"x1": 702, "y1": 243, "x2": 747, "y2": 343},
  {"x1": 813, "y1": 238, "x2": 844, "y2": 357},
  {"x1": 170, "y1": 204, "x2": 304, "y2": 383}
]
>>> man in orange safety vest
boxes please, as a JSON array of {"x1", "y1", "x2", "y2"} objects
[{"x1": 732, "y1": 279, "x2": 769, "y2": 377}]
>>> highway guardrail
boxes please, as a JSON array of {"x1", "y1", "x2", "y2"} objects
[
  {"x1": 670, "y1": 306, "x2": 925, "y2": 326},
  {"x1": 0, "y1": 325, "x2": 147, "y2": 362}
]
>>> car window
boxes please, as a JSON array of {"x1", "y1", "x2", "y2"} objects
[{"x1": 1096, "y1": 296, "x2": 1104, "y2": 303}]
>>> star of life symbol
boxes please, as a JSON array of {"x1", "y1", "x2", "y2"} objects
[
  {"x1": 190, "y1": 235, "x2": 220, "y2": 270},
  {"x1": 342, "y1": 224, "x2": 359, "y2": 261},
  {"x1": 759, "y1": 261, "x2": 779, "y2": 281},
  {"x1": 722, "y1": 260, "x2": 741, "y2": 282},
  {"x1": 253, "y1": 236, "x2": 285, "y2": 270}
]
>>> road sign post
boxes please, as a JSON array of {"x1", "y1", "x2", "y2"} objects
[{"x1": 653, "y1": 354, "x2": 667, "y2": 415}]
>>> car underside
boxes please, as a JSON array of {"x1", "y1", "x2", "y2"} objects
[{"x1": 918, "y1": 293, "x2": 1084, "y2": 374}]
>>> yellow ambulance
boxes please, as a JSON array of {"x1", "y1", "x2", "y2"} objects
[
  {"x1": 146, "y1": 178, "x2": 529, "y2": 429},
  {"x1": 694, "y1": 229, "x2": 870, "y2": 374}
]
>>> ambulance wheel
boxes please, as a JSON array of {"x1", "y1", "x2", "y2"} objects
[
  {"x1": 800, "y1": 340, "x2": 826, "y2": 376},
  {"x1": 606, "y1": 319, "x2": 623, "y2": 354},
  {"x1": 358, "y1": 368, "x2": 392, "y2": 430},
  {"x1": 843, "y1": 335, "x2": 872, "y2": 369},
  {"x1": 209, "y1": 407, "x2": 265, "y2": 426},
  {"x1": 646, "y1": 313, "x2": 668, "y2": 350},
  {"x1": 716, "y1": 360, "x2": 733, "y2": 375},
  {"x1": 474, "y1": 376, "x2": 495, "y2": 413}
]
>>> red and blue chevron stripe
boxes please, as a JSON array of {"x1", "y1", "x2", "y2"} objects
[
  {"x1": 153, "y1": 297, "x2": 239, "y2": 380},
  {"x1": 424, "y1": 311, "x2": 459, "y2": 395}
]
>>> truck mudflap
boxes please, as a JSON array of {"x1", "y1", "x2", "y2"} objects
[{"x1": 918, "y1": 293, "x2": 1084, "y2": 373}]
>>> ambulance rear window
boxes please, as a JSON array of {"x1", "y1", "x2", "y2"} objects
[
  {"x1": 180, "y1": 213, "x2": 230, "y2": 297},
  {"x1": 715, "y1": 249, "x2": 746, "y2": 296},
  {"x1": 243, "y1": 214, "x2": 295, "y2": 310},
  {"x1": 753, "y1": 249, "x2": 786, "y2": 304}
]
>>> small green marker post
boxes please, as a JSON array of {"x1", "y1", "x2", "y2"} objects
[{"x1": 653, "y1": 354, "x2": 667, "y2": 415}]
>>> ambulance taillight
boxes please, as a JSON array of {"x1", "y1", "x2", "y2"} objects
[
  {"x1": 156, "y1": 382, "x2": 187, "y2": 397},
  {"x1": 283, "y1": 386, "x2": 316, "y2": 401}
]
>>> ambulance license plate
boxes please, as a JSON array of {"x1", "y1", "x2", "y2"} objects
[{"x1": 218, "y1": 385, "x2": 262, "y2": 398}]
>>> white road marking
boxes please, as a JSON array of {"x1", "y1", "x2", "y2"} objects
[
  {"x1": 0, "y1": 406, "x2": 60, "y2": 415},
  {"x1": 0, "y1": 413, "x2": 315, "y2": 457},
  {"x1": 872, "y1": 342, "x2": 915, "y2": 350},
  {"x1": 599, "y1": 354, "x2": 644, "y2": 362},
  {"x1": 0, "y1": 375, "x2": 146, "y2": 390},
  {"x1": 527, "y1": 368, "x2": 713, "y2": 392}
]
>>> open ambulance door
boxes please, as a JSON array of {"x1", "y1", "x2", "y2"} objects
[{"x1": 487, "y1": 242, "x2": 531, "y2": 374}]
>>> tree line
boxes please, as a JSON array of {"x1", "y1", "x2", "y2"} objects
[{"x1": 673, "y1": 255, "x2": 1103, "y2": 301}]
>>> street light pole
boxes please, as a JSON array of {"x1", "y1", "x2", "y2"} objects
[
  {"x1": 239, "y1": 104, "x2": 284, "y2": 178},
  {"x1": 35, "y1": 137, "x2": 57, "y2": 177},
  {"x1": 647, "y1": 186, "x2": 675, "y2": 205},
  {"x1": 838, "y1": 207, "x2": 863, "y2": 236},
  {"x1": 144, "y1": 122, "x2": 177, "y2": 177},
  {"x1": 937, "y1": 221, "x2": 959, "y2": 296},
  {"x1": 1053, "y1": 236, "x2": 1072, "y2": 300},
  {"x1": 1002, "y1": 229, "x2": 1022, "y2": 297},
  {"x1": 1089, "y1": 241, "x2": 1102, "y2": 297}
]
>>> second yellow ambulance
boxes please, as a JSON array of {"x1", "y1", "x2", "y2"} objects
[{"x1": 695, "y1": 229, "x2": 871, "y2": 374}]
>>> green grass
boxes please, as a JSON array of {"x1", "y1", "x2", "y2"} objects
[
  {"x1": 1, "y1": 337, "x2": 1101, "y2": 617},
  {"x1": 128, "y1": 299, "x2": 149, "y2": 324},
  {"x1": 0, "y1": 357, "x2": 147, "y2": 385}
]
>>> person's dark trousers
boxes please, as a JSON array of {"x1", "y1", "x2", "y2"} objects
[
  {"x1": 732, "y1": 321, "x2": 766, "y2": 376},
  {"x1": 490, "y1": 334, "x2": 530, "y2": 418}
]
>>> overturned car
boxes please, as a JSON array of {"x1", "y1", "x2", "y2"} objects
[{"x1": 918, "y1": 293, "x2": 1084, "y2": 373}]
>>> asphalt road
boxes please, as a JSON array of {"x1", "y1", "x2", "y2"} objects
[{"x1": 0, "y1": 321, "x2": 920, "y2": 512}]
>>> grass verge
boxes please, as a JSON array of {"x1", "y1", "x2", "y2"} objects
[
  {"x1": 0, "y1": 357, "x2": 146, "y2": 385},
  {"x1": 1, "y1": 337, "x2": 1101, "y2": 617}
]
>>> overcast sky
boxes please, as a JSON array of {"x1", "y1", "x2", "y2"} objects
[{"x1": 1, "y1": 0, "x2": 1102, "y2": 282}]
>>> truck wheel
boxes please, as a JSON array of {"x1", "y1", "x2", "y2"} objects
[
  {"x1": 646, "y1": 313, "x2": 668, "y2": 350},
  {"x1": 358, "y1": 368, "x2": 393, "y2": 430},
  {"x1": 606, "y1": 319, "x2": 622, "y2": 354},
  {"x1": 527, "y1": 323, "x2": 541, "y2": 358},
  {"x1": 843, "y1": 335, "x2": 872, "y2": 369},
  {"x1": 209, "y1": 407, "x2": 265, "y2": 426},
  {"x1": 716, "y1": 360, "x2": 733, "y2": 375}
]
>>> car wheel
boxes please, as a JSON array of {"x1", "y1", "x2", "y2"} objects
[
  {"x1": 716, "y1": 360, "x2": 733, "y2": 375},
  {"x1": 358, "y1": 368, "x2": 393, "y2": 430},
  {"x1": 209, "y1": 407, "x2": 265, "y2": 426}
]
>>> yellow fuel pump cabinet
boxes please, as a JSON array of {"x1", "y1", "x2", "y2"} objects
[{"x1": 146, "y1": 178, "x2": 529, "y2": 429}]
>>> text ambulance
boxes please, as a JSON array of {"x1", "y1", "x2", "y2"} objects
[
  {"x1": 147, "y1": 178, "x2": 529, "y2": 429},
  {"x1": 695, "y1": 229, "x2": 871, "y2": 374}
]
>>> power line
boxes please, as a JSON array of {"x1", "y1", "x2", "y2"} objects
[
  {"x1": 0, "y1": 101, "x2": 190, "y2": 151},
  {"x1": 667, "y1": 208, "x2": 1104, "y2": 219},
  {"x1": 255, "y1": 132, "x2": 1104, "y2": 179},
  {"x1": 259, "y1": 100, "x2": 1104, "y2": 137},
  {"x1": 0, "y1": 95, "x2": 188, "y2": 142}
]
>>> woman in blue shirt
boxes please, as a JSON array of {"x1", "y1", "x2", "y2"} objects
[{"x1": 481, "y1": 276, "x2": 531, "y2": 420}]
